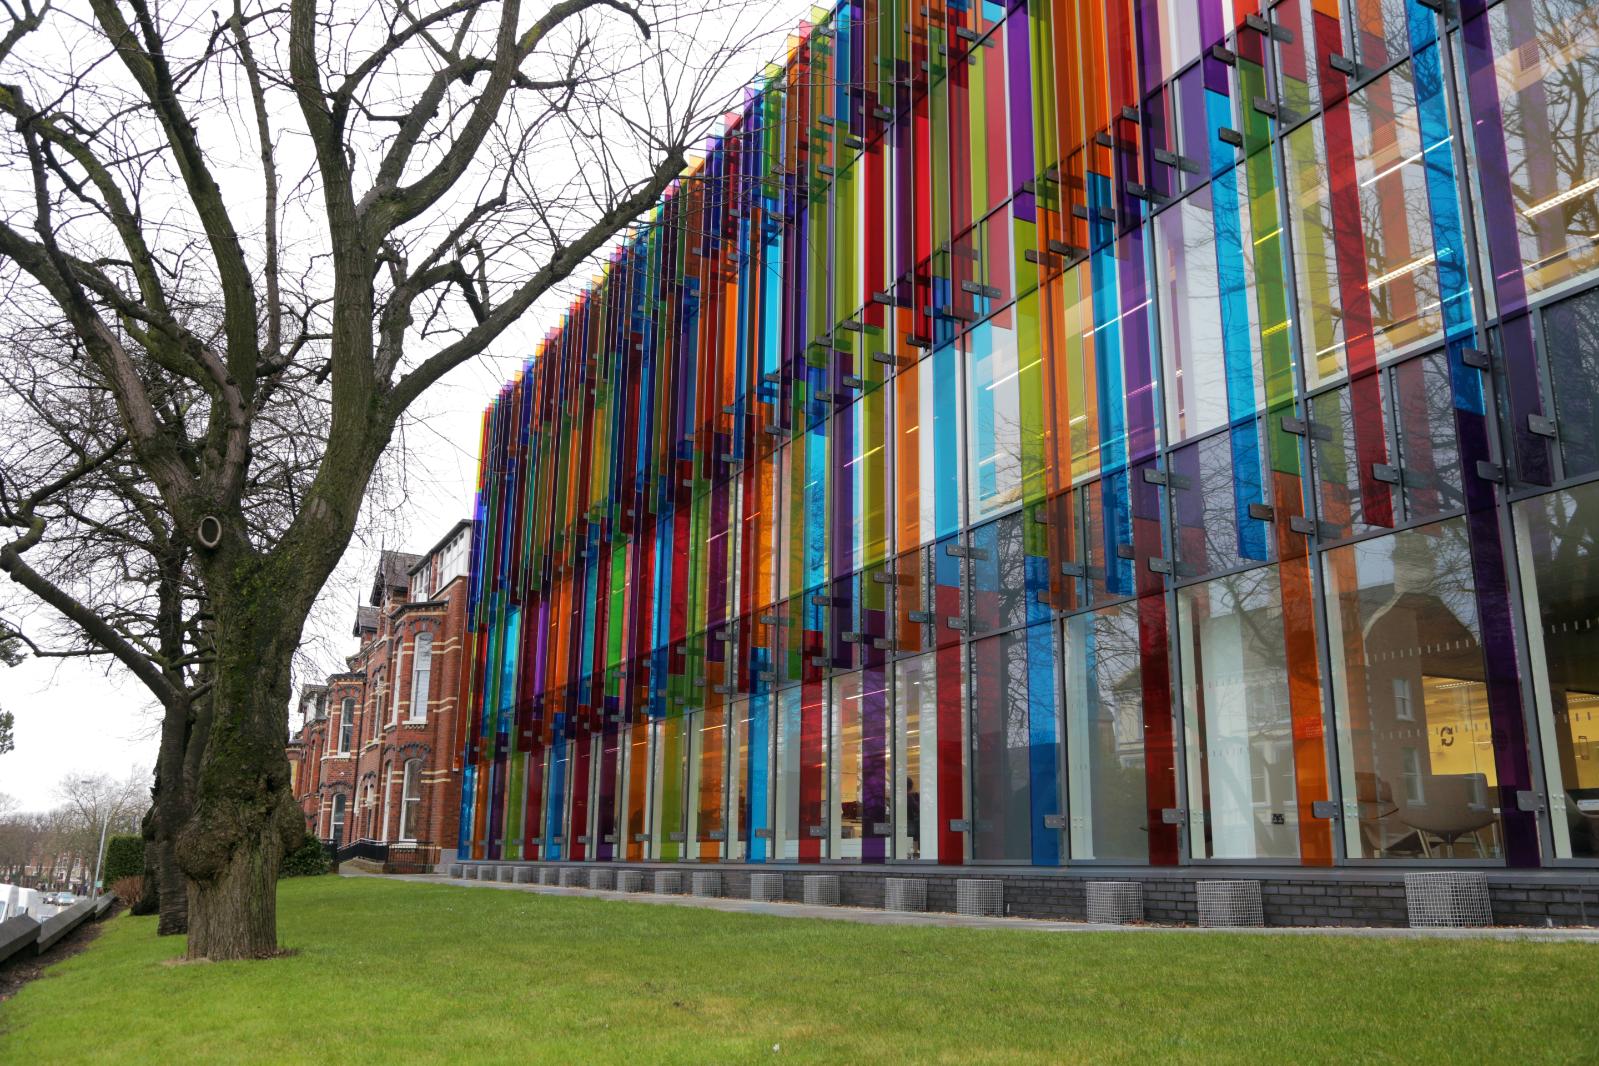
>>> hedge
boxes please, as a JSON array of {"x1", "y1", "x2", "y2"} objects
[
  {"x1": 280, "y1": 832, "x2": 331, "y2": 878},
  {"x1": 102, "y1": 835, "x2": 145, "y2": 883}
]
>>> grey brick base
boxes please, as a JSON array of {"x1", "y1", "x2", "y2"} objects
[{"x1": 456, "y1": 861, "x2": 1599, "y2": 927}]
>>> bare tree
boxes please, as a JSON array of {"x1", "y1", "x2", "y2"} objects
[{"x1": 0, "y1": 0, "x2": 776, "y2": 958}]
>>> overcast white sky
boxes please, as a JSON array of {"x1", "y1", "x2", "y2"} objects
[
  {"x1": 0, "y1": 347, "x2": 531, "y2": 809},
  {"x1": 0, "y1": 0, "x2": 797, "y2": 811}
]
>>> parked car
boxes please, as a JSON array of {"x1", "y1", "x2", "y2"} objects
[{"x1": 43, "y1": 891, "x2": 77, "y2": 906}]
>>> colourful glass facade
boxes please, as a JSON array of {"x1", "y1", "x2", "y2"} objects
[{"x1": 458, "y1": 0, "x2": 1599, "y2": 870}]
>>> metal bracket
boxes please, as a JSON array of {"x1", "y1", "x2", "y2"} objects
[
  {"x1": 948, "y1": 819, "x2": 971, "y2": 833},
  {"x1": 1043, "y1": 813, "x2": 1068, "y2": 830},
  {"x1": 1460, "y1": 346, "x2": 1491, "y2": 370},
  {"x1": 1248, "y1": 502, "x2": 1275, "y2": 522},
  {"x1": 1371, "y1": 462, "x2": 1402, "y2": 485},
  {"x1": 1218, "y1": 127, "x2": 1244, "y2": 147},
  {"x1": 1160, "y1": 808, "x2": 1185, "y2": 825},
  {"x1": 1528, "y1": 413, "x2": 1558, "y2": 439},
  {"x1": 1311, "y1": 800, "x2": 1340, "y2": 820},
  {"x1": 1476, "y1": 460, "x2": 1506, "y2": 483},
  {"x1": 1516, "y1": 790, "x2": 1546, "y2": 813}
]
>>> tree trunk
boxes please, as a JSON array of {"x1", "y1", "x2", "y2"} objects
[
  {"x1": 132, "y1": 805, "x2": 160, "y2": 916},
  {"x1": 176, "y1": 575, "x2": 303, "y2": 961}
]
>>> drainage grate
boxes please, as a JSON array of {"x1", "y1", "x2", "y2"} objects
[
  {"x1": 803, "y1": 874, "x2": 840, "y2": 906},
  {"x1": 513, "y1": 866, "x2": 535, "y2": 884},
  {"x1": 654, "y1": 870, "x2": 684, "y2": 894},
  {"x1": 749, "y1": 872, "x2": 785, "y2": 902},
  {"x1": 588, "y1": 868, "x2": 615, "y2": 891},
  {"x1": 538, "y1": 867, "x2": 557, "y2": 886},
  {"x1": 558, "y1": 867, "x2": 584, "y2": 888},
  {"x1": 463, "y1": 865, "x2": 481, "y2": 880},
  {"x1": 447, "y1": 863, "x2": 463, "y2": 879},
  {"x1": 1086, "y1": 881, "x2": 1144, "y2": 924},
  {"x1": 691, "y1": 871, "x2": 723, "y2": 897},
  {"x1": 884, "y1": 878, "x2": 927, "y2": 913},
  {"x1": 1405, "y1": 871, "x2": 1491, "y2": 928},
  {"x1": 616, "y1": 870, "x2": 645, "y2": 893},
  {"x1": 956, "y1": 879, "x2": 1003, "y2": 917},
  {"x1": 497, "y1": 866, "x2": 515, "y2": 882},
  {"x1": 1197, "y1": 880, "x2": 1264, "y2": 927}
]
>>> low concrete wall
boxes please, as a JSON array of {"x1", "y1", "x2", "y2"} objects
[
  {"x1": 0, "y1": 915, "x2": 40, "y2": 964},
  {"x1": 35, "y1": 898, "x2": 95, "y2": 954}
]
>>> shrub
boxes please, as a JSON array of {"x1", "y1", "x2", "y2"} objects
[
  {"x1": 280, "y1": 833, "x2": 331, "y2": 878},
  {"x1": 102, "y1": 835, "x2": 145, "y2": 883},
  {"x1": 111, "y1": 875, "x2": 143, "y2": 907}
]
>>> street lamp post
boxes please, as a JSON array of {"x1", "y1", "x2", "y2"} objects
[{"x1": 90, "y1": 815, "x2": 111, "y2": 898}]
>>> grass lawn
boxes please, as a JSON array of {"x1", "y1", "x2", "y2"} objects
[{"x1": 2, "y1": 877, "x2": 1596, "y2": 1064}]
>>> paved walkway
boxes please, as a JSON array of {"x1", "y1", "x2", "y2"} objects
[{"x1": 361, "y1": 872, "x2": 1599, "y2": 943}]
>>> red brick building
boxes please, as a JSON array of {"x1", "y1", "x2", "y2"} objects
[{"x1": 289, "y1": 520, "x2": 471, "y2": 870}]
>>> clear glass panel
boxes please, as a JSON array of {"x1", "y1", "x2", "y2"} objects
[
  {"x1": 1469, "y1": 0, "x2": 1599, "y2": 298},
  {"x1": 891, "y1": 649, "x2": 964, "y2": 862},
  {"x1": 1169, "y1": 425, "x2": 1273, "y2": 579},
  {"x1": 1514, "y1": 483, "x2": 1599, "y2": 859},
  {"x1": 1325, "y1": 519, "x2": 1504, "y2": 860},
  {"x1": 966, "y1": 317, "x2": 1024, "y2": 521},
  {"x1": 1179, "y1": 566, "x2": 1302, "y2": 860},
  {"x1": 1353, "y1": 0, "x2": 1415, "y2": 71},
  {"x1": 694, "y1": 705, "x2": 727, "y2": 861},
  {"x1": 1155, "y1": 187, "x2": 1247, "y2": 440},
  {"x1": 1064, "y1": 600, "x2": 1155, "y2": 862},
  {"x1": 1540, "y1": 286, "x2": 1599, "y2": 478},
  {"x1": 829, "y1": 672, "x2": 864, "y2": 860},
  {"x1": 970, "y1": 625, "x2": 1058, "y2": 863},
  {"x1": 1390, "y1": 351, "x2": 1464, "y2": 522},
  {"x1": 1310, "y1": 381, "x2": 1397, "y2": 541},
  {"x1": 773, "y1": 688, "x2": 803, "y2": 861},
  {"x1": 968, "y1": 513, "x2": 1028, "y2": 636}
]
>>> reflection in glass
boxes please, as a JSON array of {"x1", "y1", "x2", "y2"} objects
[
  {"x1": 829, "y1": 673, "x2": 864, "y2": 861},
  {"x1": 773, "y1": 688, "x2": 802, "y2": 861},
  {"x1": 1515, "y1": 483, "x2": 1599, "y2": 859},
  {"x1": 1179, "y1": 566, "x2": 1301, "y2": 860},
  {"x1": 1468, "y1": 0, "x2": 1599, "y2": 298},
  {"x1": 1064, "y1": 601, "x2": 1155, "y2": 862},
  {"x1": 1324, "y1": 520, "x2": 1504, "y2": 860},
  {"x1": 1540, "y1": 286, "x2": 1599, "y2": 478},
  {"x1": 970, "y1": 624, "x2": 1059, "y2": 864},
  {"x1": 1390, "y1": 351, "x2": 1464, "y2": 522}
]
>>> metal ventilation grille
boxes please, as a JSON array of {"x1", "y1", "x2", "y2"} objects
[
  {"x1": 956, "y1": 878, "x2": 1003, "y2": 917},
  {"x1": 1086, "y1": 881, "x2": 1144, "y2": 924},
  {"x1": 463, "y1": 865, "x2": 481, "y2": 880},
  {"x1": 749, "y1": 872, "x2": 784, "y2": 902},
  {"x1": 1197, "y1": 880, "x2": 1264, "y2": 927},
  {"x1": 690, "y1": 872, "x2": 723, "y2": 897},
  {"x1": 513, "y1": 866, "x2": 534, "y2": 884},
  {"x1": 884, "y1": 878, "x2": 927, "y2": 913},
  {"x1": 447, "y1": 863, "x2": 463, "y2": 878},
  {"x1": 616, "y1": 870, "x2": 645, "y2": 893},
  {"x1": 587, "y1": 868, "x2": 615, "y2": 891},
  {"x1": 653, "y1": 871, "x2": 683, "y2": 894},
  {"x1": 558, "y1": 867, "x2": 584, "y2": 888},
  {"x1": 803, "y1": 875, "x2": 840, "y2": 906},
  {"x1": 1405, "y1": 872, "x2": 1492, "y2": 928},
  {"x1": 497, "y1": 866, "x2": 515, "y2": 882},
  {"x1": 538, "y1": 867, "x2": 557, "y2": 886}
]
